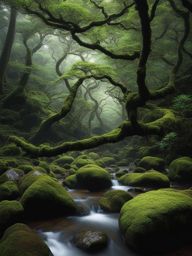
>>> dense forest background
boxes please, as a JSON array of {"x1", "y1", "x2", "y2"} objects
[
  {"x1": 0, "y1": 1, "x2": 192, "y2": 255},
  {"x1": 0, "y1": 0, "x2": 191, "y2": 163}
]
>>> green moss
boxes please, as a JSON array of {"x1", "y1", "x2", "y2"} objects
[
  {"x1": 96, "y1": 157, "x2": 115, "y2": 167},
  {"x1": 50, "y1": 164, "x2": 67, "y2": 177},
  {"x1": 0, "y1": 144, "x2": 22, "y2": 157},
  {"x1": 115, "y1": 170, "x2": 129, "y2": 178},
  {"x1": 138, "y1": 156, "x2": 165, "y2": 171},
  {"x1": 119, "y1": 170, "x2": 170, "y2": 188},
  {"x1": 19, "y1": 171, "x2": 45, "y2": 194},
  {"x1": 0, "y1": 200, "x2": 24, "y2": 236},
  {"x1": 132, "y1": 167, "x2": 146, "y2": 173},
  {"x1": 63, "y1": 174, "x2": 78, "y2": 189},
  {"x1": 119, "y1": 189, "x2": 192, "y2": 253},
  {"x1": 99, "y1": 190, "x2": 132, "y2": 212},
  {"x1": 169, "y1": 156, "x2": 192, "y2": 182},
  {"x1": 0, "y1": 181, "x2": 20, "y2": 201},
  {"x1": 0, "y1": 223, "x2": 51, "y2": 256},
  {"x1": 0, "y1": 160, "x2": 8, "y2": 174},
  {"x1": 88, "y1": 152, "x2": 100, "y2": 160},
  {"x1": 20, "y1": 175, "x2": 77, "y2": 219},
  {"x1": 18, "y1": 164, "x2": 34, "y2": 174},
  {"x1": 53, "y1": 155, "x2": 74, "y2": 166},
  {"x1": 76, "y1": 164, "x2": 112, "y2": 191},
  {"x1": 73, "y1": 157, "x2": 95, "y2": 168},
  {"x1": 38, "y1": 161, "x2": 50, "y2": 173}
]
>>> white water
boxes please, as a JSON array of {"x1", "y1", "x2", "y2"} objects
[
  {"x1": 39, "y1": 177, "x2": 139, "y2": 256},
  {"x1": 111, "y1": 179, "x2": 130, "y2": 191}
]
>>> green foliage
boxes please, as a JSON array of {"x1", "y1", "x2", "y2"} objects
[
  {"x1": 159, "y1": 132, "x2": 177, "y2": 151},
  {"x1": 60, "y1": 61, "x2": 116, "y2": 80},
  {"x1": 172, "y1": 94, "x2": 192, "y2": 117}
]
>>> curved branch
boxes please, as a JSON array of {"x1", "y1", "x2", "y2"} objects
[{"x1": 9, "y1": 108, "x2": 177, "y2": 157}]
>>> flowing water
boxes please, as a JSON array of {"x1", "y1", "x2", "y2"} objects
[{"x1": 29, "y1": 173, "x2": 141, "y2": 256}]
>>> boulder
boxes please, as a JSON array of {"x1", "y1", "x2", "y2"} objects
[
  {"x1": 119, "y1": 170, "x2": 169, "y2": 188},
  {"x1": 20, "y1": 175, "x2": 77, "y2": 219},
  {"x1": 138, "y1": 156, "x2": 165, "y2": 172},
  {"x1": 0, "y1": 181, "x2": 20, "y2": 201},
  {"x1": 99, "y1": 190, "x2": 132, "y2": 212},
  {"x1": 73, "y1": 230, "x2": 108, "y2": 252},
  {"x1": 0, "y1": 223, "x2": 52, "y2": 256},
  {"x1": 119, "y1": 189, "x2": 192, "y2": 253},
  {"x1": 76, "y1": 164, "x2": 112, "y2": 191},
  {"x1": 169, "y1": 156, "x2": 192, "y2": 182},
  {"x1": 0, "y1": 200, "x2": 24, "y2": 236},
  {"x1": 63, "y1": 174, "x2": 78, "y2": 189}
]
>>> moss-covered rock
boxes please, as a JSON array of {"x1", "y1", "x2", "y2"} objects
[
  {"x1": 115, "y1": 170, "x2": 129, "y2": 178},
  {"x1": 76, "y1": 164, "x2": 112, "y2": 191},
  {"x1": 20, "y1": 175, "x2": 77, "y2": 219},
  {"x1": 119, "y1": 170, "x2": 170, "y2": 188},
  {"x1": 18, "y1": 164, "x2": 34, "y2": 174},
  {"x1": 88, "y1": 152, "x2": 100, "y2": 160},
  {"x1": 119, "y1": 189, "x2": 192, "y2": 253},
  {"x1": 99, "y1": 190, "x2": 132, "y2": 212},
  {"x1": 0, "y1": 223, "x2": 52, "y2": 256},
  {"x1": 138, "y1": 156, "x2": 165, "y2": 172},
  {"x1": 38, "y1": 161, "x2": 50, "y2": 173},
  {"x1": 72, "y1": 230, "x2": 108, "y2": 252},
  {"x1": 0, "y1": 144, "x2": 22, "y2": 156},
  {"x1": 19, "y1": 171, "x2": 45, "y2": 194},
  {"x1": 72, "y1": 157, "x2": 95, "y2": 168},
  {"x1": 63, "y1": 174, "x2": 78, "y2": 189},
  {"x1": 132, "y1": 167, "x2": 146, "y2": 173},
  {"x1": 0, "y1": 200, "x2": 24, "y2": 236},
  {"x1": 96, "y1": 157, "x2": 115, "y2": 167},
  {"x1": 0, "y1": 182, "x2": 20, "y2": 201},
  {"x1": 53, "y1": 155, "x2": 74, "y2": 166},
  {"x1": 169, "y1": 156, "x2": 192, "y2": 182},
  {"x1": 50, "y1": 164, "x2": 67, "y2": 177},
  {"x1": 0, "y1": 160, "x2": 8, "y2": 174}
]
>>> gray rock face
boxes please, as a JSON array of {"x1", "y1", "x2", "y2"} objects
[{"x1": 72, "y1": 230, "x2": 109, "y2": 252}]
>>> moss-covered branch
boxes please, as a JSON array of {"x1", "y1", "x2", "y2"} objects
[{"x1": 9, "y1": 108, "x2": 177, "y2": 157}]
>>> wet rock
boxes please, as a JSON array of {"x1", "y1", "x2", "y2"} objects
[{"x1": 72, "y1": 230, "x2": 108, "y2": 252}]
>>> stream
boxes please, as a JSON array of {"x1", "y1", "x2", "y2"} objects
[{"x1": 29, "y1": 169, "x2": 141, "y2": 256}]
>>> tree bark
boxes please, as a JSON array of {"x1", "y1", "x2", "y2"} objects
[{"x1": 0, "y1": 7, "x2": 17, "y2": 94}]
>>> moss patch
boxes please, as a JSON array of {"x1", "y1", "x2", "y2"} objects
[
  {"x1": 76, "y1": 164, "x2": 112, "y2": 191},
  {"x1": 119, "y1": 170, "x2": 170, "y2": 188},
  {"x1": 0, "y1": 182, "x2": 20, "y2": 202},
  {"x1": 119, "y1": 189, "x2": 192, "y2": 253},
  {"x1": 138, "y1": 156, "x2": 165, "y2": 172},
  {"x1": 20, "y1": 175, "x2": 77, "y2": 219},
  {"x1": 0, "y1": 223, "x2": 51, "y2": 256},
  {"x1": 99, "y1": 190, "x2": 132, "y2": 212},
  {"x1": 63, "y1": 174, "x2": 78, "y2": 189},
  {"x1": 0, "y1": 200, "x2": 24, "y2": 236},
  {"x1": 169, "y1": 156, "x2": 192, "y2": 182},
  {"x1": 53, "y1": 155, "x2": 74, "y2": 166}
]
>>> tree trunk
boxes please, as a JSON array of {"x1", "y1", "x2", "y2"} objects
[{"x1": 0, "y1": 7, "x2": 17, "y2": 94}]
